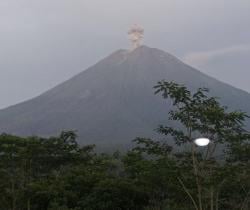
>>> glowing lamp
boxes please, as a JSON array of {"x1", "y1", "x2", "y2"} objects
[{"x1": 194, "y1": 138, "x2": 210, "y2": 147}]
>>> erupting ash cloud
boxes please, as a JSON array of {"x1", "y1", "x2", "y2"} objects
[{"x1": 128, "y1": 24, "x2": 144, "y2": 50}]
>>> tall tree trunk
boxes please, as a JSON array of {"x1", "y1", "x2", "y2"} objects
[
  {"x1": 11, "y1": 180, "x2": 16, "y2": 210},
  {"x1": 192, "y1": 143, "x2": 203, "y2": 210},
  {"x1": 210, "y1": 186, "x2": 214, "y2": 210},
  {"x1": 27, "y1": 199, "x2": 31, "y2": 210}
]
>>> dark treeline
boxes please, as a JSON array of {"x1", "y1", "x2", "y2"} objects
[{"x1": 0, "y1": 82, "x2": 249, "y2": 210}]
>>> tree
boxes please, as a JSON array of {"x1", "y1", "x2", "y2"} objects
[
  {"x1": 0, "y1": 131, "x2": 94, "y2": 210},
  {"x1": 0, "y1": 82, "x2": 249, "y2": 210},
  {"x1": 133, "y1": 81, "x2": 250, "y2": 210}
]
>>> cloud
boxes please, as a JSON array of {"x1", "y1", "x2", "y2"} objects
[{"x1": 183, "y1": 45, "x2": 250, "y2": 67}]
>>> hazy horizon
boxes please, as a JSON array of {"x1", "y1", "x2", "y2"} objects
[{"x1": 1, "y1": 0, "x2": 249, "y2": 109}]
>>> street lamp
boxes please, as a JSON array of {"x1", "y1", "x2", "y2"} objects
[{"x1": 194, "y1": 138, "x2": 210, "y2": 147}]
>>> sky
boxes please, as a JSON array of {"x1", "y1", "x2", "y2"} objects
[{"x1": 0, "y1": 0, "x2": 250, "y2": 109}]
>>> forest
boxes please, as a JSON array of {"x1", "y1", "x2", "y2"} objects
[{"x1": 0, "y1": 81, "x2": 249, "y2": 210}]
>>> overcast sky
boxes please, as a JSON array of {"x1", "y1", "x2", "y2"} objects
[{"x1": 0, "y1": 0, "x2": 249, "y2": 109}]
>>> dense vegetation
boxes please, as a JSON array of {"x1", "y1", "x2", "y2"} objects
[{"x1": 0, "y1": 82, "x2": 249, "y2": 210}]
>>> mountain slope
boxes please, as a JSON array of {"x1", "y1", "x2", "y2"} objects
[{"x1": 0, "y1": 46, "x2": 249, "y2": 148}]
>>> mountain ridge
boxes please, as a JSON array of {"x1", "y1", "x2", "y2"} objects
[
  {"x1": 0, "y1": 46, "x2": 249, "y2": 148},
  {"x1": 2, "y1": 46, "x2": 249, "y2": 111}
]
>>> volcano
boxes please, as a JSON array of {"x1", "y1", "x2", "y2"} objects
[{"x1": 0, "y1": 46, "x2": 250, "y2": 149}]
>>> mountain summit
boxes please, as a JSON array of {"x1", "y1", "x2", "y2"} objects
[{"x1": 0, "y1": 46, "x2": 250, "y2": 148}]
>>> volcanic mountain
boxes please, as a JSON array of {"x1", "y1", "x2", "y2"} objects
[{"x1": 0, "y1": 46, "x2": 250, "y2": 149}]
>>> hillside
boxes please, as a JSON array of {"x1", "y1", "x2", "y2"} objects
[{"x1": 0, "y1": 46, "x2": 250, "y2": 148}]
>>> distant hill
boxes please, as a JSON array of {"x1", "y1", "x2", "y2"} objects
[{"x1": 0, "y1": 46, "x2": 249, "y2": 149}]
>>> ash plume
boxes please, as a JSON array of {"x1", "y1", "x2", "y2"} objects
[{"x1": 128, "y1": 24, "x2": 144, "y2": 50}]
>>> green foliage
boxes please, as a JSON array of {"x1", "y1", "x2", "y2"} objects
[
  {"x1": 152, "y1": 80, "x2": 250, "y2": 210},
  {"x1": 0, "y1": 81, "x2": 249, "y2": 209}
]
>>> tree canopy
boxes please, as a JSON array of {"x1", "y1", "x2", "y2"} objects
[{"x1": 0, "y1": 81, "x2": 249, "y2": 210}]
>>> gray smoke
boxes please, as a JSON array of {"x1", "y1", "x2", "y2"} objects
[{"x1": 128, "y1": 24, "x2": 144, "y2": 50}]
